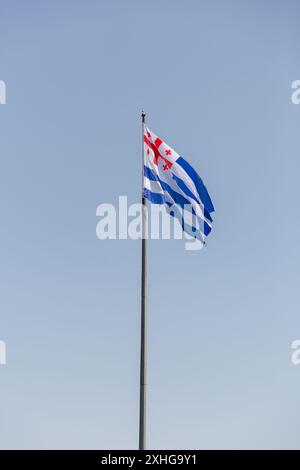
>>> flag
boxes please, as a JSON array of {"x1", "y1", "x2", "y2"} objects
[{"x1": 144, "y1": 128, "x2": 214, "y2": 244}]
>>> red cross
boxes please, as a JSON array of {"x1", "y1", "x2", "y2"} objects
[
  {"x1": 144, "y1": 134, "x2": 173, "y2": 171},
  {"x1": 165, "y1": 149, "x2": 171, "y2": 155}
]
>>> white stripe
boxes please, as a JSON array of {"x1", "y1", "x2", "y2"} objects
[
  {"x1": 144, "y1": 176, "x2": 205, "y2": 231},
  {"x1": 145, "y1": 127, "x2": 204, "y2": 206},
  {"x1": 144, "y1": 177, "x2": 164, "y2": 195},
  {"x1": 145, "y1": 158, "x2": 211, "y2": 227}
]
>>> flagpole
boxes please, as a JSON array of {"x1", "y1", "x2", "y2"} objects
[{"x1": 139, "y1": 111, "x2": 147, "y2": 450}]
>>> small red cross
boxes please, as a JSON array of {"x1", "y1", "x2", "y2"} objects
[
  {"x1": 165, "y1": 149, "x2": 171, "y2": 155},
  {"x1": 163, "y1": 161, "x2": 172, "y2": 171}
]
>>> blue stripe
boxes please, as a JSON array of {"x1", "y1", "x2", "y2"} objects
[
  {"x1": 204, "y1": 221, "x2": 212, "y2": 236},
  {"x1": 145, "y1": 166, "x2": 213, "y2": 226},
  {"x1": 167, "y1": 204, "x2": 205, "y2": 241},
  {"x1": 144, "y1": 166, "x2": 193, "y2": 212},
  {"x1": 143, "y1": 188, "x2": 205, "y2": 242},
  {"x1": 171, "y1": 173, "x2": 201, "y2": 205},
  {"x1": 204, "y1": 208, "x2": 213, "y2": 223},
  {"x1": 144, "y1": 166, "x2": 158, "y2": 182},
  {"x1": 144, "y1": 167, "x2": 213, "y2": 234},
  {"x1": 176, "y1": 157, "x2": 215, "y2": 214},
  {"x1": 143, "y1": 188, "x2": 167, "y2": 205}
]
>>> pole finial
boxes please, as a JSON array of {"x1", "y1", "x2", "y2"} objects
[{"x1": 141, "y1": 110, "x2": 146, "y2": 123}]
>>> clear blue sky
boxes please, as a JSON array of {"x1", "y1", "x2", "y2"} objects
[{"x1": 1, "y1": 0, "x2": 300, "y2": 450}]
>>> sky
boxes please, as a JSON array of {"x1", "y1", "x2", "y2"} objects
[{"x1": 1, "y1": 0, "x2": 300, "y2": 450}]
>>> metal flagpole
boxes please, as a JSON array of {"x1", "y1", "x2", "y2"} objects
[{"x1": 139, "y1": 111, "x2": 147, "y2": 450}]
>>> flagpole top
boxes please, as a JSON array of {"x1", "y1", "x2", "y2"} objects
[{"x1": 141, "y1": 111, "x2": 146, "y2": 123}]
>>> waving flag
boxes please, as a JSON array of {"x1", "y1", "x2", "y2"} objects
[{"x1": 144, "y1": 128, "x2": 214, "y2": 244}]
